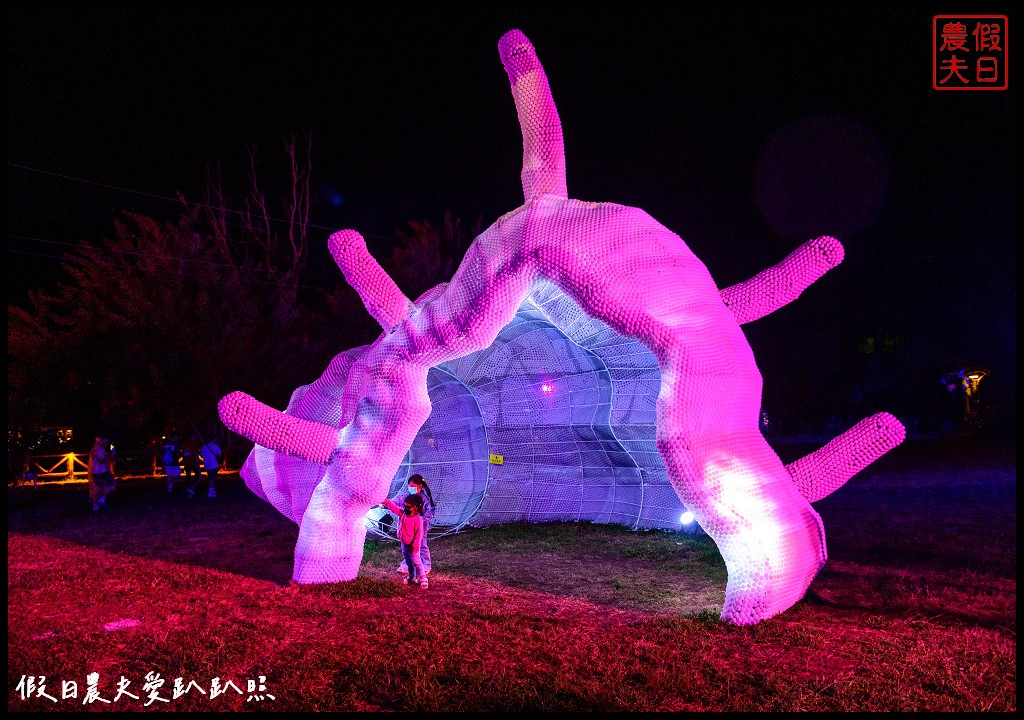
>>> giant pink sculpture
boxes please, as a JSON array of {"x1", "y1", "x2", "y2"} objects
[{"x1": 218, "y1": 30, "x2": 905, "y2": 625}]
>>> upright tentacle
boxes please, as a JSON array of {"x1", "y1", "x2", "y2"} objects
[
  {"x1": 329, "y1": 229, "x2": 413, "y2": 332},
  {"x1": 499, "y1": 29, "x2": 568, "y2": 202}
]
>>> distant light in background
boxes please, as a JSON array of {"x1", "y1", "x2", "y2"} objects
[
  {"x1": 680, "y1": 510, "x2": 695, "y2": 525},
  {"x1": 942, "y1": 367, "x2": 992, "y2": 434},
  {"x1": 540, "y1": 383, "x2": 554, "y2": 394},
  {"x1": 321, "y1": 183, "x2": 345, "y2": 207}
]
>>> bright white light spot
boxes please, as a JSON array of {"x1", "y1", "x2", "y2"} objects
[
  {"x1": 680, "y1": 511, "x2": 695, "y2": 525},
  {"x1": 541, "y1": 383, "x2": 554, "y2": 394},
  {"x1": 365, "y1": 506, "x2": 388, "y2": 523}
]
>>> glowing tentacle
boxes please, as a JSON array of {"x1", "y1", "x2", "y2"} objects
[
  {"x1": 218, "y1": 391, "x2": 339, "y2": 465},
  {"x1": 721, "y1": 235, "x2": 845, "y2": 325},
  {"x1": 328, "y1": 229, "x2": 413, "y2": 332},
  {"x1": 499, "y1": 29, "x2": 568, "y2": 202},
  {"x1": 787, "y1": 412, "x2": 906, "y2": 503}
]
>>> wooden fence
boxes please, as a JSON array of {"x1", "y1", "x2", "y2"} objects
[{"x1": 13, "y1": 450, "x2": 231, "y2": 485}]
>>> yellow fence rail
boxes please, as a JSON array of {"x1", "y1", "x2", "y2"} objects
[{"x1": 14, "y1": 451, "x2": 231, "y2": 485}]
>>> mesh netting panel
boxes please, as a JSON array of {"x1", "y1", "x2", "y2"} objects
[
  {"x1": 368, "y1": 368, "x2": 488, "y2": 538},
  {"x1": 368, "y1": 280, "x2": 684, "y2": 534}
]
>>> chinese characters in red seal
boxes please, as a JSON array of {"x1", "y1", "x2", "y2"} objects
[{"x1": 934, "y1": 15, "x2": 1008, "y2": 90}]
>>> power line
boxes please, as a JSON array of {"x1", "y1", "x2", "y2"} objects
[
  {"x1": 9, "y1": 239, "x2": 277, "y2": 274},
  {"x1": 7, "y1": 161, "x2": 399, "y2": 242},
  {"x1": 7, "y1": 247, "x2": 335, "y2": 292},
  {"x1": 9, "y1": 233, "x2": 288, "y2": 275},
  {"x1": 6, "y1": 237, "x2": 341, "y2": 292}
]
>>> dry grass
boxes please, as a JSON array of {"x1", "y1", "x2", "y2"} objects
[{"x1": 7, "y1": 437, "x2": 1016, "y2": 711}]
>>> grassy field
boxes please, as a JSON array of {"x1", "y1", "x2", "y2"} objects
[{"x1": 7, "y1": 437, "x2": 1016, "y2": 711}]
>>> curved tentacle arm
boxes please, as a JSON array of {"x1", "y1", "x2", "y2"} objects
[
  {"x1": 328, "y1": 229, "x2": 413, "y2": 332},
  {"x1": 786, "y1": 412, "x2": 906, "y2": 503},
  {"x1": 218, "y1": 391, "x2": 340, "y2": 465},
  {"x1": 499, "y1": 29, "x2": 568, "y2": 202},
  {"x1": 720, "y1": 235, "x2": 844, "y2": 325}
]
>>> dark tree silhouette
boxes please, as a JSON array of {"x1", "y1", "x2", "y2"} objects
[
  {"x1": 7, "y1": 136, "x2": 338, "y2": 455},
  {"x1": 387, "y1": 211, "x2": 481, "y2": 301},
  {"x1": 7, "y1": 210, "x2": 333, "y2": 451},
  {"x1": 8, "y1": 127, "x2": 486, "y2": 463}
]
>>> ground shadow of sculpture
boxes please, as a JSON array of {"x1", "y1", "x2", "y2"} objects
[{"x1": 218, "y1": 29, "x2": 905, "y2": 625}]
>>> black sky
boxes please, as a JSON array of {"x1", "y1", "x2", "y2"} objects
[{"x1": 8, "y1": 9, "x2": 1017, "y2": 397}]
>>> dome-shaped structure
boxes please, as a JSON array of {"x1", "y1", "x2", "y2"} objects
[{"x1": 367, "y1": 279, "x2": 683, "y2": 539}]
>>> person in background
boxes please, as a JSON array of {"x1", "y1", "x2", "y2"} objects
[
  {"x1": 88, "y1": 434, "x2": 117, "y2": 511},
  {"x1": 197, "y1": 436, "x2": 223, "y2": 498},
  {"x1": 163, "y1": 435, "x2": 182, "y2": 492},
  {"x1": 180, "y1": 434, "x2": 201, "y2": 497},
  {"x1": 380, "y1": 493, "x2": 428, "y2": 589}
]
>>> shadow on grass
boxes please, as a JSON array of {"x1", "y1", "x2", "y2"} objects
[
  {"x1": 7, "y1": 437, "x2": 1016, "y2": 615},
  {"x1": 7, "y1": 473, "x2": 732, "y2": 614},
  {"x1": 8, "y1": 473, "x2": 299, "y2": 584},
  {"x1": 7, "y1": 436, "x2": 1016, "y2": 712}
]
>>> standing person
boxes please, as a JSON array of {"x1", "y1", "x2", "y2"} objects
[
  {"x1": 198, "y1": 436, "x2": 223, "y2": 498},
  {"x1": 88, "y1": 434, "x2": 117, "y2": 511},
  {"x1": 162, "y1": 435, "x2": 182, "y2": 492},
  {"x1": 388, "y1": 473, "x2": 436, "y2": 577},
  {"x1": 380, "y1": 493, "x2": 428, "y2": 589},
  {"x1": 180, "y1": 434, "x2": 201, "y2": 497}
]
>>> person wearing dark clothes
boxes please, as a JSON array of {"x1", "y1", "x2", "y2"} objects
[
  {"x1": 180, "y1": 434, "x2": 201, "y2": 496},
  {"x1": 163, "y1": 435, "x2": 182, "y2": 492},
  {"x1": 197, "y1": 438, "x2": 223, "y2": 498},
  {"x1": 88, "y1": 434, "x2": 117, "y2": 511}
]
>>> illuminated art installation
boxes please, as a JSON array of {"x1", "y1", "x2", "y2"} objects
[{"x1": 218, "y1": 30, "x2": 905, "y2": 625}]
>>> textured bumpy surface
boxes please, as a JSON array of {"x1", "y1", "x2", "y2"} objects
[{"x1": 218, "y1": 30, "x2": 905, "y2": 624}]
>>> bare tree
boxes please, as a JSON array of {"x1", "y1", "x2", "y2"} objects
[
  {"x1": 386, "y1": 210, "x2": 482, "y2": 301},
  {"x1": 8, "y1": 134, "x2": 332, "y2": 451}
]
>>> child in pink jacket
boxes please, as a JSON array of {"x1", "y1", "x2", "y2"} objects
[{"x1": 381, "y1": 493, "x2": 428, "y2": 588}]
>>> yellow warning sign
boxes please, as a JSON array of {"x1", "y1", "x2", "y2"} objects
[{"x1": 489, "y1": 453, "x2": 504, "y2": 465}]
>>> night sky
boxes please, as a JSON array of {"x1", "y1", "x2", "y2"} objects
[{"x1": 8, "y1": 9, "x2": 1017, "y2": 414}]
